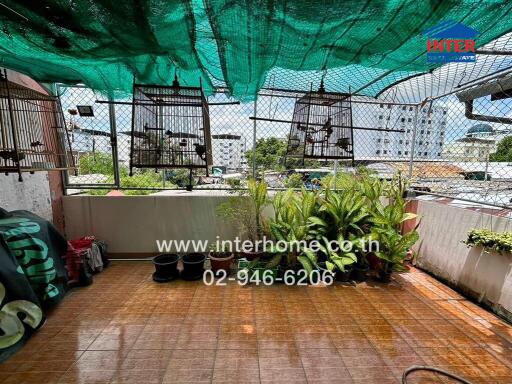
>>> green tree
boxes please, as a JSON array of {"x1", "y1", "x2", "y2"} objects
[
  {"x1": 79, "y1": 152, "x2": 113, "y2": 175},
  {"x1": 490, "y1": 136, "x2": 512, "y2": 162},
  {"x1": 245, "y1": 137, "x2": 321, "y2": 171}
]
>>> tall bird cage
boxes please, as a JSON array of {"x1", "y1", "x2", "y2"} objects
[
  {"x1": 286, "y1": 88, "x2": 354, "y2": 165},
  {"x1": 0, "y1": 70, "x2": 75, "y2": 181},
  {"x1": 129, "y1": 77, "x2": 213, "y2": 175}
]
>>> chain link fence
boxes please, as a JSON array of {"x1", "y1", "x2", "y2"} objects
[{"x1": 58, "y1": 84, "x2": 512, "y2": 208}]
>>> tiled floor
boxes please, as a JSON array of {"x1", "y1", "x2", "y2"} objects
[{"x1": 1, "y1": 262, "x2": 512, "y2": 384}]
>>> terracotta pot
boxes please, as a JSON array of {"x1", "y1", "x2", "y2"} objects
[{"x1": 209, "y1": 252, "x2": 234, "y2": 274}]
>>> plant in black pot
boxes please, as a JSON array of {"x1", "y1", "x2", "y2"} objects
[
  {"x1": 181, "y1": 253, "x2": 206, "y2": 281},
  {"x1": 216, "y1": 179, "x2": 269, "y2": 259},
  {"x1": 152, "y1": 254, "x2": 180, "y2": 282}
]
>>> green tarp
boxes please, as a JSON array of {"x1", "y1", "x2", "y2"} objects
[
  {"x1": 0, "y1": 209, "x2": 68, "y2": 362},
  {"x1": 1, "y1": 1, "x2": 512, "y2": 99}
]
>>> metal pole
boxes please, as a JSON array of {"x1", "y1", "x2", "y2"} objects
[
  {"x1": 252, "y1": 98, "x2": 258, "y2": 179},
  {"x1": 108, "y1": 98, "x2": 121, "y2": 188},
  {"x1": 408, "y1": 106, "x2": 420, "y2": 179}
]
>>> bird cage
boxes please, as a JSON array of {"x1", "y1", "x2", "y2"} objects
[
  {"x1": 0, "y1": 70, "x2": 75, "y2": 181},
  {"x1": 129, "y1": 77, "x2": 212, "y2": 175},
  {"x1": 285, "y1": 89, "x2": 354, "y2": 164}
]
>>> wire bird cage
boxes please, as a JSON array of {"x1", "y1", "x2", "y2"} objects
[
  {"x1": 0, "y1": 70, "x2": 74, "y2": 181},
  {"x1": 129, "y1": 77, "x2": 213, "y2": 175},
  {"x1": 285, "y1": 88, "x2": 354, "y2": 165}
]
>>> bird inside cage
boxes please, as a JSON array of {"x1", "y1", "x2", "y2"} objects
[
  {"x1": 335, "y1": 138, "x2": 352, "y2": 152},
  {"x1": 194, "y1": 143, "x2": 207, "y2": 162}
]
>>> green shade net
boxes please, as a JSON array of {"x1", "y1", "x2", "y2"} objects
[{"x1": 1, "y1": 0, "x2": 512, "y2": 99}]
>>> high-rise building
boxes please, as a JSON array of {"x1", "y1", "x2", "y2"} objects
[
  {"x1": 353, "y1": 103, "x2": 447, "y2": 159},
  {"x1": 212, "y1": 133, "x2": 247, "y2": 170}
]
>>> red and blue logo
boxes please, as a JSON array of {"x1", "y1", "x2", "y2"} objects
[{"x1": 423, "y1": 21, "x2": 478, "y2": 63}]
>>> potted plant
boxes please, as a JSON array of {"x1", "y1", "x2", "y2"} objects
[
  {"x1": 152, "y1": 253, "x2": 180, "y2": 282},
  {"x1": 269, "y1": 188, "x2": 320, "y2": 277},
  {"x1": 217, "y1": 179, "x2": 269, "y2": 259},
  {"x1": 237, "y1": 255, "x2": 280, "y2": 283},
  {"x1": 181, "y1": 253, "x2": 206, "y2": 280},
  {"x1": 208, "y1": 243, "x2": 234, "y2": 276},
  {"x1": 370, "y1": 194, "x2": 419, "y2": 282},
  {"x1": 464, "y1": 229, "x2": 512, "y2": 254}
]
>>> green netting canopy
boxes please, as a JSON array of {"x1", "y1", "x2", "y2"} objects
[{"x1": 1, "y1": 1, "x2": 512, "y2": 99}]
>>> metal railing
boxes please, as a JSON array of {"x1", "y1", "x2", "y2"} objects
[{"x1": 58, "y1": 84, "x2": 512, "y2": 208}]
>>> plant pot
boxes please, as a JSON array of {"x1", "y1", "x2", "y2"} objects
[
  {"x1": 240, "y1": 249, "x2": 264, "y2": 261},
  {"x1": 378, "y1": 270, "x2": 392, "y2": 283},
  {"x1": 351, "y1": 265, "x2": 369, "y2": 282},
  {"x1": 209, "y1": 252, "x2": 234, "y2": 275},
  {"x1": 335, "y1": 265, "x2": 353, "y2": 282},
  {"x1": 238, "y1": 258, "x2": 278, "y2": 284},
  {"x1": 152, "y1": 253, "x2": 180, "y2": 282},
  {"x1": 181, "y1": 253, "x2": 206, "y2": 280}
]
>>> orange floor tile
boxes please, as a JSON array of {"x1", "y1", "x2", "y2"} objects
[{"x1": 1, "y1": 262, "x2": 512, "y2": 384}]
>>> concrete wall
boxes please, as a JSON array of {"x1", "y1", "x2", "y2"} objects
[
  {"x1": 0, "y1": 172, "x2": 53, "y2": 221},
  {"x1": 0, "y1": 68, "x2": 64, "y2": 230},
  {"x1": 63, "y1": 192, "x2": 243, "y2": 256},
  {"x1": 413, "y1": 199, "x2": 512, "y2": 319}
]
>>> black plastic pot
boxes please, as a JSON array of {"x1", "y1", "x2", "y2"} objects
[
  {"x1": 351, "y1": 264, "x2": 369, "y2": 282},
  {"x1": 152, "y1": 254, "x2": 180, "y2": 282},
  {"x1": 182, "y1": 253, "x2": 206, "y2": 280},
  {"x1": 378, "y1": 270, "x2": 392, "y2": 283},
  {"x1": 335, "y1": 265, "x2": 353, "y2": 282}
]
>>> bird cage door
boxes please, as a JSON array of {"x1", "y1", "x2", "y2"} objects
[
  {"x1": 130, "y1": 78, "x2": 212, "y2": 174},
  {"x1": 286, "y1": 91, "x2": 354, "y2": 164},
  {"x1": 0, "y1": 70, "x2": 75, "y2": 181}
]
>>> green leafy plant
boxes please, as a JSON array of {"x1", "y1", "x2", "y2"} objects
[
  {"x1": 217, "y1": 179, "x2": 269, "y2": 245},
  {"x1": 269, "y1": 188, "x2": 320, "y2": 269},
  {"x1": 370, "y1": 195, "x2": 419, "y2": 274},
  {"x1": 464, "y1": 229, "x2": 512, "y2": 254}
]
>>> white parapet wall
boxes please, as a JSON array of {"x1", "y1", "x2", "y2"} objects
[
  {"x1": 62, "y1": 191, "x2": 246, "y2": 257},
  {"x1": 413, "y1": 199, "x2": 512, "y2": 319}
]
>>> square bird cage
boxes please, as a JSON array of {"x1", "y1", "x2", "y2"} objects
[
  {"x1": 0, "y1": 70, "x2": 75, "y2": 181},
  {"x1": 286, "y1": 89, "x2": 354, "y2": 164},
  {"x1": 129, "y1": 77, "x2": 213, "y2": 175}
]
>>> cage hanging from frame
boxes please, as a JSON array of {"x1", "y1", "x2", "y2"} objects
[
  {"x1": 285, "y1": 86, "x2": 354, "y2": 164},
  {"x1": 129, "y1": 76, "x2": 213, "y2": 174},
  {"x1": 0, "y1": 69, "x2": 75, "y2": 181}
]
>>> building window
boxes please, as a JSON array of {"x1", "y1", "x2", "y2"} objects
[
  {"x1": 380, "y1": 103, "x2": 384, "y2": 108},
  {"x1": 379, "y1": 115, "x2": 383, "y2": 119},
  {"x1": 376, "y1": 150, "x2": 381, "y2": 154},
  {"x1": 424, "y1": 152, "x2": 428, "y2": 156},
  {"x1": 387, "y1": 105, "x2": 391, "y2": 109},
  {"x1": 409, "y1": 106, "x2": 413, "y2": 111},
  {"x1": 421, "y1": 119, "x2": 425, "y2": 124},
  {"x1": 398, "y1": 151, "x2": 402, "y2": 155},
  {"x1": 383, "y1": 150, "x2": 388, "y2": 154},
  {"x1": 402, "y1": 106, "x2": 406, "y2": 111},
  {"x1": 405, "y1": 151, "x2": 409, "y2": 155},
  {"x1": 399, "y1": 140, "x2": 403, "y2": 144},
  {"x1": 408, "y1": 118, "x2": 412, "y2": 122},
  {"x1": 401, "y1": 118, "x2": 405, "y2": 122}
]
